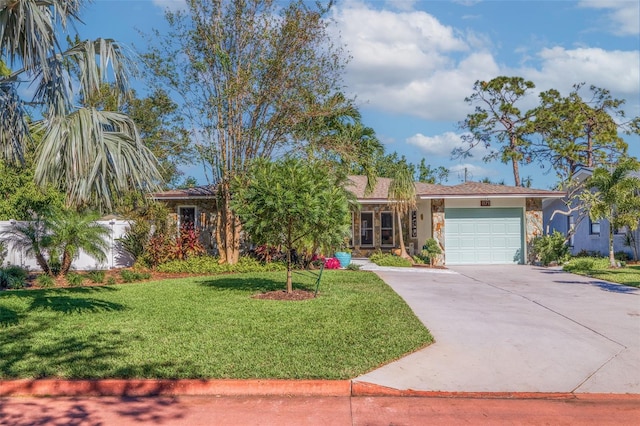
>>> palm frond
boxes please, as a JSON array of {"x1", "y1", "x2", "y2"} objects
[
  {"x1": 0, "y1": 81, "x2": 29, "y2": 162},
  {"x1": 34, "y1": 108, "x2": 163, "y2": 212}
]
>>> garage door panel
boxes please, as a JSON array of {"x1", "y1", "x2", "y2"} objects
[{"x1": 445, "y1": 208, "x2": 523, "y2": 265}]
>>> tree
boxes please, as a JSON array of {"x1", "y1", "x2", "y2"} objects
[
  {"x1": 143, "y1": 0, "x2": 350, "y2": 264},
  {"x1": 82, "y1": 83, "x2": 193, "y2": 188},
  {"x1": 455, "y1": 76, "x2": 536, "y2": 187},
  {"x1": 231, "y1": 158, "x2": 352, "y2": 293},
  {"x1": 417, "y1": 159, "x2": 449, "y2": 184},
  {"x1": 0, "y1": 1, "x2": 162, "y2": 211},
  {"x1": 531, "y1": 84, "x2": 633, "y2": 182},
  {"x1": 1, "y1": 208, "x2": 109, "y2": 276},
  {"x1": 388, "y1": 163, "x2": 416, "y2": 262},
  {"x1": 582, "y1": 159, "x2": 640, "y2": 268}
]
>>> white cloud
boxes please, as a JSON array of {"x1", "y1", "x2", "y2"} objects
[
  {"x1": 151, "y1": 0, "x2": 187, "y2": 12},
  {"x1": 531, "y1": 47, "x2": 640, "y2": 95},
  {"x1": 406, "y1": 131, "x2": 490, "y2": 158},
  {"x1": 578, "y1": 0, "x2": 640, "y2": 36}
]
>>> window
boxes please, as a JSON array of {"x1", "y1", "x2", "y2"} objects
[
  {"x1": 590, "y1": 218, "x2": 600, "y2": 235},
  {"x1": 380, "y1": 212, "x2": 394, "y2": 246},
  {"x1": 360, "y1": 212, "x2": 374, "y2": 246},
  {"x1": 178, "y1": 206, "x2": 196, "y2": 229}
]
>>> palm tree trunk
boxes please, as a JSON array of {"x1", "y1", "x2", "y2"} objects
[
  {"x1": 396, "y1": 213, "x2": 412, "y2": 261},
  {"x1": 609, "y1": 225, "x2": 616, "y2": 268}
]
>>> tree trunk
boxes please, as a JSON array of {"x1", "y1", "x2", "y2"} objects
[
  {"x1": 609, "y1": 223, "x2": 616, "y2": 268},
  {"x1": 512, "y1": 157, "x2": 521, "y2": 187},
  {"x1": 286, "y1": 220, "x2": 293, "y2": 293},
  {"x1": 396, "y1": 212, "x2": 412, "y2": 262},
  {"x1": 216, "y1": 183, "x2": 241, "y2": 265},
  {"x1": 60, "y1": 250, "x2": 73, "y2": 276}
]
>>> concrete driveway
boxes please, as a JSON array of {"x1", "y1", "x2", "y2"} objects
[{"x1": 354, "y1": 264, "x2": 640, "y2": 394}]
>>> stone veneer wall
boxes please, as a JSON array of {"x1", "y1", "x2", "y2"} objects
[
  {"x1": 525, "y1": 198, "x2": 543, "y2": 264},
  {"x1": 431, "y1": 199, "x2": 445, "y2": 266}
]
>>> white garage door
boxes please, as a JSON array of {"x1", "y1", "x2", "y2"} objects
[{"x1": 445, "y1": 208, "x2": 524, "y2": 265}]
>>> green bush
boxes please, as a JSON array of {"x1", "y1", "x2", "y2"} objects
[
  {"x1": 532, "y1": 231, "x2": 570, "y2": 266},
  {"x1": 36, "y1": 274, "x2": 55, "y2": 288},
  {"x1": 614, "y1": 251, "x2": 630, "y2": 262},
  {"x1": 369, "y1": 251, "x2": 413, "y2": 267},
  {"x1": 120, "y1": 270, "x2": 152, "y2": 283},
  {"x1": 157, "y1": 255, "x2": 286, "y2": 274},
  {"x1": 420, "y1": 238, "x2": 442, "y2": 265},
  {"x1": 66, "y1": 272, "x2": 85, "y2": 287},
  {"x1": 346, "y1": 263, "x2": 361, "y2": 271},
  {"x1": 86, "y1": 270, "x2": 106, "y2": 284},
  {"x1": 563, "y1": 257, "x2": 610, "y2": 273},
  {"x1": 0, "y1": 266, "x2": 28, "y2": 289},
  {"x1": 106, "y1": 277, "x2": 117, "y2": 285}
]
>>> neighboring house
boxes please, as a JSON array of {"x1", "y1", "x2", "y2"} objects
[
  {"x1": 153, "y1": 176, "x2": 564, "y2": 266},
  {"x1": 543, "y1": 169, "x2": 640, "y2": 260}
]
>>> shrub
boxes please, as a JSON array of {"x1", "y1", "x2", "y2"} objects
[
  {"x1": 614, "y1": 251, "x2": 630, "y2": 262},
  {"x1": 345, "y1": 263, "x2": 361, "y2": 271},
  {"x1": 564, "y1": 257, "x2": 610, "y2": 273},
  {"x1": 369, "y1": 251, "x2": 413, "y2": 267},
  {"x1": 0, "y1": 266, "x2": 28, "y2": 289},
  {"x1": 87, "y1": 270, "x2": 106, "y2": 284},
  {"x1": 324, "y1": 257, "x2": 341, "y2": 269},
  {"x1": 106, "y1": 277, "x2": 117, "y2": 285},
  {"x1": 412, "y1": 255, "x2": 426, "y2": 265},
  {"x1": 157, "y1": 255, "x2": 286, "y2": 274},
  {"x1": 532, "y1": 231, "x2": 570, "y2": 266},
  {"x1": 36, "y1": 274, "x2": 55, "y2": 288},
  {"x1": 120, "y1": 270, "x2": 151, "y2": 283},
  {"x1": 66, "y1": 272, "x2": 85, "y2": 287},
  {"x1": 420, "y1": 238, "x2": 442, "y2": 266}
]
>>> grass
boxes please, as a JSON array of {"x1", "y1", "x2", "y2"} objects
[
  {"x1": 563, "y1": 257, "x2": 640, "y2": 287},
  {"x1": 0, "y1": 271, "x2": 432, "y2": 380}
]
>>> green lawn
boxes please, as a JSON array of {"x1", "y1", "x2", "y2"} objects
[
  {"x1": 0, "y1": 271, "x2": 432, "y2": 380},
  {"x1": 563, "y1": 257, "x2": 640, "y2": 287}
]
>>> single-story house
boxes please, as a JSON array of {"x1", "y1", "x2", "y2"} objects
[
  {"x1": 543, "y1": 169, "x2": 640, "y2": 260},
  {"x1": 152, "y1": 176, "x2": 565, "y2": 266}
]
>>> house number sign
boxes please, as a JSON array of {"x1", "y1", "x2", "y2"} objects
[
  {"x1": 481, "y1": 200, "x2": 491, "y2": 207},
  {"x1": 411, "y1": 211, "x2": 418, "y2": 238}
]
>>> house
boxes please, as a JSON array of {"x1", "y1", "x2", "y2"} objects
[
  {"x1": 152, "y1": 176, "x2": 565, "y2": 266},
  {"x1": 543, "y1": 169, "x2": 640, "y2": 260}
]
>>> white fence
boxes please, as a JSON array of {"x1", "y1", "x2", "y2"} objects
[{"x1": 0, "y1": 220, "x2": 134, "y2": 271}]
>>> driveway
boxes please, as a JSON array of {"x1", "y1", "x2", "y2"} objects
[{"x1": 354, "y1": 264, "x2": 640, "y2": 394}]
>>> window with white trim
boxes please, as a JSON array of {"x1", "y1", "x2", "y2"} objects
[
  {"x1": 360, "y1": 212, "x2": 374, "y2": 246},
  {"x1": 380, "y1": 212, "x2": 394, "y2": 246}
]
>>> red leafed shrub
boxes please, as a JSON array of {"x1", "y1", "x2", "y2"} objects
[
  {"x1": 145, "y1": 234, "x2": 171, "y2": 268},
  {"x1": 169, "y1": 224, "x2": 206, "y2": 261},
  {"x1": 324, "y1": 257, "x2": 341, "y2": 269}
]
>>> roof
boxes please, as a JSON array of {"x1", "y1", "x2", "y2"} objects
[
  {"x1": 152, "y1": 185, "x2": 216, "y2": 200},
  {"x1": 347, "y1": 176, "x2": 565, "y2": 201},
  {"x1": 152, "y1": 176, "x2": 565, "y2": 202}
]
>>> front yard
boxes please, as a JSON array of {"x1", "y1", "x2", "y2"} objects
[
  {"x1": 0, "y1": 270, "x2": 432, "y2": 380},
  {"x1": 563, "y1": 257, "x2": 640, "y2": 287}
]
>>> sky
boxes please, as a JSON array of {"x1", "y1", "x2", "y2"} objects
[{"x1": 77, "y1": 0, "x2": 640, "y2": 189}]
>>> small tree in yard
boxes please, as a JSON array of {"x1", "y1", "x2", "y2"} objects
[
  {"x1": 388, "y1": 163, "x2": 416, "y2": 262},
  {"x1": 582, "y1": 158, "x2": 640, "y2": 268},
  {"x1": 231, "y1": 158, "x2": 353, "y2": 294},
  {"x1": 1, "y1": 208, "x2": 109, "y2": 276}
]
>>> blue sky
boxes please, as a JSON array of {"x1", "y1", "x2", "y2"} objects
[{"x1": 78, "y1": 0, "x2": 639, "y2": 189}]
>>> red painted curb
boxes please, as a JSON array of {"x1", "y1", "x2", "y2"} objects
[{"x1": 0, "y1": 379, "x2": 352, "y2": 397}]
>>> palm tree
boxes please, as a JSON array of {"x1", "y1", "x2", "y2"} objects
[
  {"x1": 388, "y1": 163, "x2": 416, "y2": 261},
  {"x1": 1, "y1": 208, "x2": 109, "y2": 276},
  {"x1": 584, "y1": 158, "x2": 640, "y2": 268},
  {"x1": 1, "y1": 1, "x2": 162, "y2": 211}
]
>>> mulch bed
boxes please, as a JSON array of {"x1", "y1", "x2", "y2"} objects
[{"x1": 252, "y1": 289, "x2": 316, "y2": 301}]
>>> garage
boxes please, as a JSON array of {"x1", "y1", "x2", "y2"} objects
[{"x1": 444, "y1": 208, "x2": 524, "y2": 265}]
